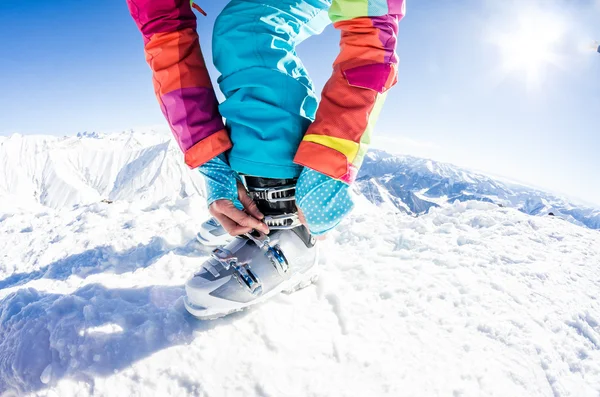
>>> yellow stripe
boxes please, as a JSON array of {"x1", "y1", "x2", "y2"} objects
[
  {"x1": 302, "y1": 134, "x2": 360, "y2": 161},
  {"x1": 353, "y1": 91, "x2": 388, "y2": 169}
]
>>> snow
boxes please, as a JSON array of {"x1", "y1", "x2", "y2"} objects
[
  {"x1": 0, "y1": 130, "x2": 205, "y2": 211},
  {"x1": 1, "y1": 132, "x2": 600, "y2": 396},
  {"x1": 358, "y1": 150, "x2": 600, "y2": 230}
]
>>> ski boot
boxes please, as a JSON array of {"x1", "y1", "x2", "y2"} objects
[
  {"x1": 184, "y1": 177, "x2": 318, "y2": 320},
  {"x1": 196, "y1": 217, "x2": 232, "y2": 247}
]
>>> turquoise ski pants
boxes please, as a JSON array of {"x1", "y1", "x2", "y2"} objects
[{"x1": 213, "y1": 0, "x2": 332, "y2": 179}]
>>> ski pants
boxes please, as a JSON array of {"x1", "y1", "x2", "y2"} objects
[{"x1": 213, "y1": 0, "x2": 333, "y2": 179}]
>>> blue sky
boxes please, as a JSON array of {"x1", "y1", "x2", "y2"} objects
[{"x1": 1, "y1": 0, "x2": 599, "y2": 205}]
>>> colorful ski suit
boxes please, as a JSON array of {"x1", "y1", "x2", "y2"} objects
[{"x1": 126, "y1": 0, "x2": 405, "y2": 184}]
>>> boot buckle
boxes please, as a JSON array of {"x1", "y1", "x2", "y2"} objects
[
  {"x1": 264, "y1": 213, "x2": 301, "y2": 230},
  {"x1": 244, "y1": 230, "x2": 290, "y2": 277},
  {"x1": 211, "y1": 247, "x2": 263, "y2": 295},
  {"x1": 266, "y1": 245, "x2": 290, "y2": 277},
  {"x1": 231, "y1": 261, "x2": 263, "y2": 295},
  {"x1": 250, "y1": 185, "x2": 296, "y2": 203}
]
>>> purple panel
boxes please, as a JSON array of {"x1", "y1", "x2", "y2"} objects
[
  {"x1": 127, "y1": 0, "x2": 196, "y2": 41},
  {"x1": 344, "y1": 63, "x2": 392, "y2": 94},
  {"x1": 371, "y1": 14, "x2": 399, "y2": 64},
  {"x1": 386, "y1": 0, "x2": 406, "y2": 18},
  {"x1": 160, "y1": 87, "x2": 225, "y2": 152}
]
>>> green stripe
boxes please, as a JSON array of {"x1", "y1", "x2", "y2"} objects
[
  {"x1": 352, "y1": 92, "x2": 387, "y2": 168},
  {"x1": 329, "y1": 0, "x2": 370, "y2": 23}
]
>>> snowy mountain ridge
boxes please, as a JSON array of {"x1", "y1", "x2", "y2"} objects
[
  {"x1": 1, "y1": 130, "x2": 599, "y2": 230},
  {"x1": 358, "y1": 150, "x2": 600, "y2": 230},
  {"x1": 0, "y1": 130, "x2": 205, "y2": 211}
]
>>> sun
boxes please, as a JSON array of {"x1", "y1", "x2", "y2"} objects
[{"x1": 489, "y1": 10, "x2": 566, "y2": 86}]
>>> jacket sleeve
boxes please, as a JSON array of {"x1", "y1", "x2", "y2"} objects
[
  {"x1": 293, "y1": 0, "x2": 405, "y2": 184},
  {"x1": 126, "y1": 0, "x2": 231, "y2": 168}
]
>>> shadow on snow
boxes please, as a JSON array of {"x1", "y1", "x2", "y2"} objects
[
  {"x1": 0, "y1": 282, "x2": 245, "y2": 394},
  {"x1": 0, "y1": 238, "x2": 233, "y2": 394},
  {"x1": 0, "y1": 237, "x2": 210, "y2": 290}
]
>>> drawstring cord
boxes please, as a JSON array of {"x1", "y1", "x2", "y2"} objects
[{"x1": 191, "y1": 2, "x2": 207, "y2": 16}]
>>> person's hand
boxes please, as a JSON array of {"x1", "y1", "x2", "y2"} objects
[
  {"x1": 199, "y1": 155, "x2": 269, "y2": 236},
  {"x1": 295, "y1": 168, "x2": 354, "y2": 236},
  {"x1": 209, "y1": 181, "x2": 269, "y2": 236}
]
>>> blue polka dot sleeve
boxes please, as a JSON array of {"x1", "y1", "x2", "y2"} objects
[
  {"x1": 296, "y1": 168, "x2": 354, "y2": 236},
  {"x1": 197, "y1": 155, "x2": 244, "y2": 210}
]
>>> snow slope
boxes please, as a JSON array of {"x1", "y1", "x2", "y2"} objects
[
  {"x1": 0, "y1": 130, "x2": 204, "y2": 211},
  {"x1": 1, "y1": 198, "x2": 600, "y2": 396},
  {"x1": 1, "y1": 132, "x2": 600, "y2": 396}
]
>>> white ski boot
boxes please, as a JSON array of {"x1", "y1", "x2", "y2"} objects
[
  {"x1": 196, "y1": 217, "x2": 232, "y2": 247},
  {"x1": 185, "y1": 177, "x2": 318, "y2": 319}
]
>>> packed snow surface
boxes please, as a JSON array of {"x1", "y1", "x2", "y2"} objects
[{"x1": 1, "y1": 131, "x2": 600, "y2": 396}]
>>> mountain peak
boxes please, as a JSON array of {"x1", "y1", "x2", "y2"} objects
[
  {"x1": 1, "y1": 131, "x2": 598, "y2": 230},
  {"x1": 357, "y1": 150, "x2": 600, "y2": 230}
]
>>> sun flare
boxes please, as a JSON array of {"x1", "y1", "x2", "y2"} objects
[{"x1": 489, "y1": 10, "x2": 565, "y2": 86}]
